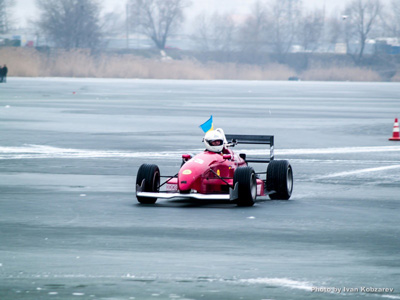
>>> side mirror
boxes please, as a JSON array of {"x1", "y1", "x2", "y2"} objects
[
  {"x1": 223, "y1": 154, "x2": 232, "y2": 160},
  {"x1": 182, "y1": 154, "x2": 191, "y2": 160}
]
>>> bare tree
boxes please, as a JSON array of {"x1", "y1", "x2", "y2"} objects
[
  {"x1": 381, "y1": 0, "x2": 400, "y2": 38},
  {"x1": 267, "y1": 0, "x2": 303, "y2": 62},
  {"x1": 238, "y1": 1, "x2": 268, "y2": 53},
  {"x1": 210, "y1": 13, "x2": 237, "y2": 52},
  {"x1": 102, "y1": 11, "x2": 124, "y2": 37},
  {"x1": 191, "y1": 12, "x2": 237, "y2": 52},
  {"x1": 344, "y1": 0, "x2": 382, "y2": 62},
  {"x1": 326, "y1": 14, "x2": 344, "y2": 45},
  {"x1": 35, "y1": 0, "x2": 102, "y2": 49},
  {"x1": 0, "y1": 0, "x2": 14, "y2": 34},
  {"x1": 299, "y1": 8, "x2": 324, "y2": 52},
  {"x1": 128, "y1": 0, "x2": 191, "y2": 50},
  {"x1": 191, "y1": 12, "x2": 212, "y2": 51}
]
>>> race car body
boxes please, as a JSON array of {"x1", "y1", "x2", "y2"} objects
[{"x1": 136, "y1": 134, "x2": 293, "y2": 206}]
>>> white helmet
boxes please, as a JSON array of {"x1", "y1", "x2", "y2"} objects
[{"x1": 204, "y1": 130, "x2": 224, "y2": 153}]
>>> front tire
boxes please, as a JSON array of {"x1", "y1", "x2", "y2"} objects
[
  {"x1": 136, "y1": 164, "x2": 160, "y2": 204},
  {"x1": 267, "y1": 160, "x2": 293, "y2": 200},
  {"x1": 234, "y1": 167, "x2": 257, "y2": 207}
]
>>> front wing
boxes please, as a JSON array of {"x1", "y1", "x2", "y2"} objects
[{"x1": 136, "y1": 180, "x2": 239, "y2": 201}]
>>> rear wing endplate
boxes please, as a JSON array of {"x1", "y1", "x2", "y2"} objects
[{"x1": 225, "y1": 134, "x2": 274, "y2": 163}]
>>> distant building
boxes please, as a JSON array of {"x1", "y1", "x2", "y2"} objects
[
  {"x1": 0, "y1": 33, "x2": 37, "y2": 47},
  {"x1": 334, "y1": 43, "x2": 347, "y2": 54},
  {"x1": 375, "y1": 38, "x2": 400, "y2": 55}
]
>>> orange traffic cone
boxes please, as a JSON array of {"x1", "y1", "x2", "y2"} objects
[{"x1": 389, "y1": 118, "x2": 400, "y2": 141}]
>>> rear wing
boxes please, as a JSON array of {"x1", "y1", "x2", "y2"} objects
[{"x1": 225, "y1": 134, "x2": 274, "y2": 163}]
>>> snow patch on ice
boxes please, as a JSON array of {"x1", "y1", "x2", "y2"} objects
[
  {"x1": 0, "y1": 144, "x2": 185, "y2": 160},
  {"x1": 240, "y1": 277, "x2": 313, "y2": 291},
  {"x1": 315, "y1": 165, "x2": 400, "y2": 179},
  {"x1": 1, "y1": 144, "x2": 400, "y2": 160},
  {"x1": 245, "y1": 146, "x2": 400, "y2": 156}
]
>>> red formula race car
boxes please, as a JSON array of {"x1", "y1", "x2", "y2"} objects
[{"x1": 136, "y1": 130, "x2": 293, "y2": 206}]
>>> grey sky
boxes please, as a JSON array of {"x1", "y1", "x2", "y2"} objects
[{"x1": 14, "y1": 0, "x2": 388, "y2": 28}]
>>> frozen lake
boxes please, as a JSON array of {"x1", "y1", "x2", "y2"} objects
[{"x1": 1, "y1": 78, "x2": 400, "y2": 299}]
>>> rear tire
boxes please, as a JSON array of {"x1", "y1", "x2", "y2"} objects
[
  {"x1": 234, "y1": 167, "x2": 257, "y2": 207},
  {"x1": 136, "y1": 164, "x2": 160, "y2": 204},
  {"x1": 267, "y1": 160, "x2": 293, "y2": 200}
]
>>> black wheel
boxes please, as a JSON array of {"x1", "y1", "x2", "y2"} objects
[
  {"x1": 266, "y1": 160, "x2": 293, "y2": 200},
  {"x1": 136, "y1": 164, "x2": 160, "y2": 204},
  {"x1": 233, "y1": 166, "x2": 257, "y2": 207}
]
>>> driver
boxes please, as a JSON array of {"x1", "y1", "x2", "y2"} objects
[{"x1": 204, "y1": 128, "x2": 227, "y2": 153}]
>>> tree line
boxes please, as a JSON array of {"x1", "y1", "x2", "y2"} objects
[
  {"x1": 1, "y1": 0, "x2": 400, "y2": 64},
  {"x1": 0, "y1": 0, "x2": 14, "y2": 34}
]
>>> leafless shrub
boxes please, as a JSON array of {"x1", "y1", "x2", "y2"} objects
[
  {"x1": 3, "y1": 48, "x2": 395, "y2": 82},
  {"x1": 0, "y1": 48, "x2": 42, "y2": 76},
  {"x1": 0, "y1": 48, "x2": 296, "y2": 80}
]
